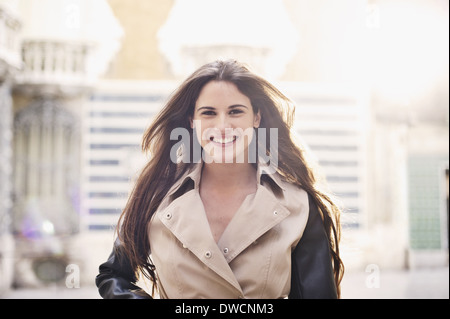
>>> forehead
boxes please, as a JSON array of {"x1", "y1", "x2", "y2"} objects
[{"x1": 195, "y1": 81, "x2": 251, "y2": 108}]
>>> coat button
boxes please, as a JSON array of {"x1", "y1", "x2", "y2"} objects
[
  {"x1": 165, "y1": 212, "x2": 172, "y2": 220},
  {"x1": 204, "y1": 251, "x2": 212, "y2": 259},
  {"x1": 223, "y1": 248, "x2": 229, "y2": 254},
  {"x1": 273, "y1": 210, "x2": 278, "y2": 215}
]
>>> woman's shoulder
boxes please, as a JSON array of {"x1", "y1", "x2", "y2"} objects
[
  {"x1": 263, "y1": 172, "x2": 310, "y2": 216},
  {"x1": 281, "y1": 179, "x2": 310, "y2": 212}
]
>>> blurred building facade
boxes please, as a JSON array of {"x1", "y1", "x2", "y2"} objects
[
  {"x1": 0, "y1": 0, "x2": 21, "y2": 293},
  {"x1": 0, "y1": 0, "x2": 123, "y2": 292},
  {"x1": 0, "y1": 0, "x2": 448, "y2": 293}
]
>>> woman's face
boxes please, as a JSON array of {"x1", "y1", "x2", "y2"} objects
[{"x1": 191, "y1": 80, "x2": 261, "y2": 164}]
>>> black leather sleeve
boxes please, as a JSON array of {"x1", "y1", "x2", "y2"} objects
[
  {"x1": 95, "y1": 238, "x2": 152, "y2": 299},
  {"x1": 289, "y1": 194, "x2": 338, "y2": 299}
]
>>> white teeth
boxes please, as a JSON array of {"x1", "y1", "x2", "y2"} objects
[{"x1": 212, "y1": 136, "x2": 235, "y2": 144}]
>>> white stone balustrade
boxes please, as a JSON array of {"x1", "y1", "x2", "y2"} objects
[{"x1": 16, "y1": 40, "x2": 94, "y2": 91}]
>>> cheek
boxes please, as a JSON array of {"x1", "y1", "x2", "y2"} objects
[
  {"x1": 236, "y1": 127, "x2": 255, "y2": 149},
  {"x1": 193, "y1": 124, "x2": 204, "y2": 146},
  {"x1": 192, "y1": 120, "x2": 215, "y2": 146},
  {"x1": 191, "y1": 117, "x2": 202, "y2": 135}
]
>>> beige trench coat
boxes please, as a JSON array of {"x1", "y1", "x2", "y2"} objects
[{"x1": 148, "y1": 162, "x2": 310, "y2": 299}]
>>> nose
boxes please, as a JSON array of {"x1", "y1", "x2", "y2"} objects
[{"x1": 214, "y1": 113, "x2": 232, "y2": 132}]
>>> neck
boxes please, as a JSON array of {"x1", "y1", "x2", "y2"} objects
[{"x1": 201, "y1": 162, "x2": 257, "y2": 193}]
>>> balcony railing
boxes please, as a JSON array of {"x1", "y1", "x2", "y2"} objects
[{"x1": 15, "y1": 40, "x2": 95, "y2": 91}]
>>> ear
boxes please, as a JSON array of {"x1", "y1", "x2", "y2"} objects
[
  {"x1": 189, "y1": 116, "x2": 194, "y2": 129},
  {"x1": 254, "y1": 110, "x2": 261, "y2": 128}
]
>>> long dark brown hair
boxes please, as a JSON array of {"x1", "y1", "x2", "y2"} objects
[{"x1": 117, "y1": 59, "x2": 344, "y2": 297}]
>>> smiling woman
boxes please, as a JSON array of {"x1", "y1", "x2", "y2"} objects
[
  {"x1": 192, "y1": 81, "x2": 260, "y2": 164},
  {"x1": 96, "y1": 59, "x2": 344, "y2": 299}
]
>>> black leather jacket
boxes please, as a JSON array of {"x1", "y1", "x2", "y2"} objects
[{"x1": 95, "y1": 195, "x2": 337, "y2": 299}]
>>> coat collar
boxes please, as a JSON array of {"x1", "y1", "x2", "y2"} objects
[
  {"x1": 157, "y1": 158, "x2": 291, "y2": 294},
  {"x1": 156, "y1": 176, "x2": 291, "y2": 294},
  {"x1": 166, "y1": 159, "x2": 285, "y2": 198}
]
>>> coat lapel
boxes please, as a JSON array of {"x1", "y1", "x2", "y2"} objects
[
  {"x1": 157, "y1": 189, "x2": 243, "y2": 294},
  {"x1": 217, "y1": 185, "x2": 291, "y2": 263}
]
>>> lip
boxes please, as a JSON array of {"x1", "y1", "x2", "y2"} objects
[{"x1": 209, "y1": 135, "x2": 238, "y2": 147}]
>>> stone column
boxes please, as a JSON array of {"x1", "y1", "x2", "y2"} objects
[
  {"x1": 0, "y1": 80, "x2": 14, "y2": 294},
  {"x1": 366, "y1": 112, "x2": 410, "y2": 269},
  {"x1": 0, "y1": 1, "x2": 22, "y2": 294}
]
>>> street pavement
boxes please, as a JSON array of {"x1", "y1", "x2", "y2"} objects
[
  {"x1": 1, "y1": 266, "x2": 448, "y2": 299},
  {"x1": 340, "y1": 266, "x2": 449, "y2": 299}
]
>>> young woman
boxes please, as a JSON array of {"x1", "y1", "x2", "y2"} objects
[{"x1": 96, "y1": 59, "x2": 344, "y2": 299}]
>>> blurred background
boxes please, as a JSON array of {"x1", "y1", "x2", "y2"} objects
[{"x1": 0, "y1": 0, "x2": 448, "y2": 299}]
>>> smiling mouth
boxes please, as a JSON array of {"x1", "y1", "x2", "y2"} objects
[{"x1": 210, "y1": 135, "x2": 238, "y2": 146}]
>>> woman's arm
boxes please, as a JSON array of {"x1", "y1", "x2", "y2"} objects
[
  {"x1": 289, "y1": 194, "x2": 338, "y2": 299},
  {"x1": 95, "y1": 238, "x2": 152, "y2": 299}
]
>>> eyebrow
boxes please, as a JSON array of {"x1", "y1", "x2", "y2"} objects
[{"x1": 197, "y1": 104, "x2": 248, "y2": 112}]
